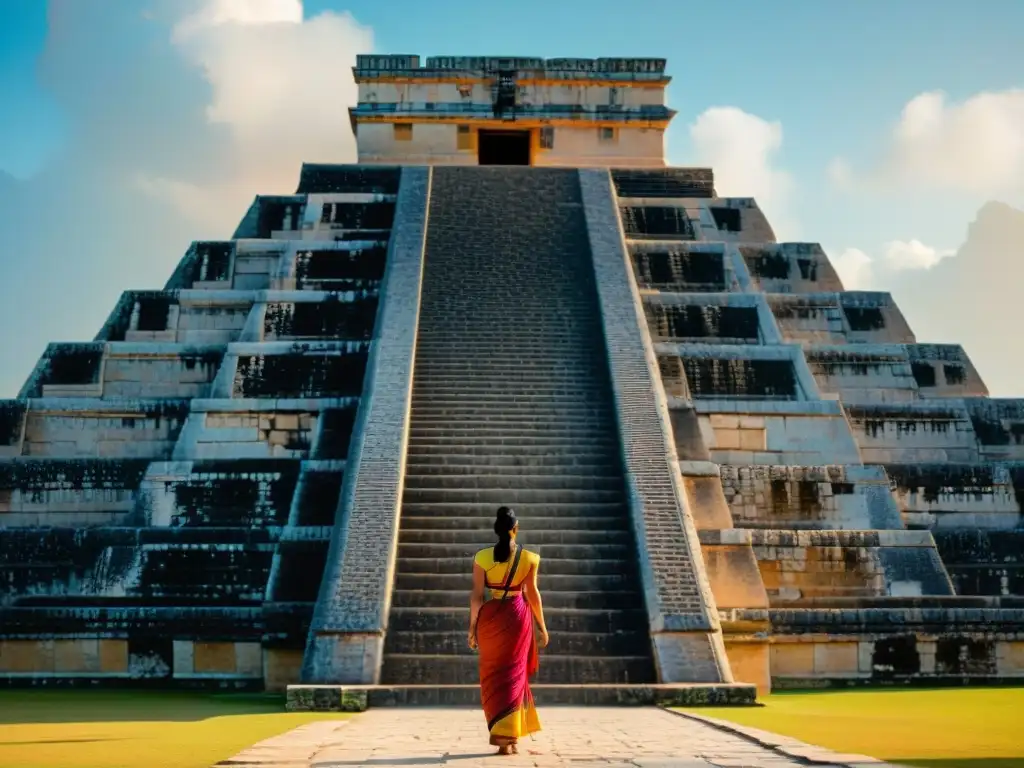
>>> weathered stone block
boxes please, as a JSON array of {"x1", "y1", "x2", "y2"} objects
[
  {"x1": 771, "y1": 643, "x2": 814, "y2": 676},
  {"x1": 0, "y1": 640, "x2": 54, "y2": 672},
  {"x1": 236, "y1": 642, "x2": 263, "y2": 677},
  {"x1": 99, "y1": 639, "x2": 128, "y2": 673},
  {"x1": 265, "y1": 649, "x2": 303, "y2": 692},
  {"x1": 54, "y1": 638, "x2": 99, "y2": 672},
  {"x1": 194, "y1": 642, "x2": 237, "y2": 674},
  {"x1": 813, "y1": 642, "x2": 858, "y2": 675},
  {"x1": 724, "y1": 640, "x2": 770, "y2": 694}
]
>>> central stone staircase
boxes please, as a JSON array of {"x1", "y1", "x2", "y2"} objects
[{"x1": 379, "y1": 167, "x2": 658, "y2": 701}]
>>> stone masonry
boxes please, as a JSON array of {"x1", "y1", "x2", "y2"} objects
[{"x1": 3, "y1": 53, "x2": 1024, "y2": 699}]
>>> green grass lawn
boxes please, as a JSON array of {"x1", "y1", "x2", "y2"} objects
[
  {"x1": 682, "y1": 687, "x2": 1024, "y2": 768},
  {"x1": 0, "y1": 690, "x2": 346, "y2": 768}
]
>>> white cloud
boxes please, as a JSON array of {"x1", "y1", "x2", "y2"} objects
[
  {"x1": 829, "y1": 239, "x2": 955, "y2": 290},
  {"x1": 689, "y1": 107, "x2": 798, "y2": 239},
  {"x1": 147, "y1": 1, "x2": 373, "y2": 223},
  {"x1": 829, "y1": 89, "x2": 1024, "y2": 196},
  {"x1": 0, "y1": 0, "x2": 373, "y2": 396},
  {"x1": 882, "y1": 239, "x2": 954, "y2": 272},
  {"x1": 830, "y1": 247, "x2": 873, "y2": 289}
]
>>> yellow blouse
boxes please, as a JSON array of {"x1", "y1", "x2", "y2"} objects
[{"x1": 474, "y1": 546, "x2": 540, "y2": 595}]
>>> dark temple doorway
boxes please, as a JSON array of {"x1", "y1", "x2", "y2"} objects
[{"x1": 477, "y1": 130, "x2": 531, "y2": 166}]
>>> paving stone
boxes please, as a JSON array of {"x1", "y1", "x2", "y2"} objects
[{"x1": 215, "y1": 707, "x2": 894, "y2": 768}]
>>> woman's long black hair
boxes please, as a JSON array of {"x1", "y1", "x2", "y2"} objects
[{"x1": 493, "y1": 506, "x2": 517, "y2": 563}]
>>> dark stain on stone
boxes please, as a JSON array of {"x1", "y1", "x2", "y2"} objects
[
  {"x1": 272, "y1": 541, "x2": 329, "y2": 601},
  {"x1": 710, "y1": 207, "x2": 741, "y2": 232},
  {"x1": 633, "y1": 249, "x2": 725, "y2": 291},
  {"x1": 742, "y1": 249, "x2": 790, "y2": 280},
  {"x1": 295, "y1": 472, "x2": 344, "y2": 526},
  {"x1": 234, "y1": 349, "x2": 369, "y2": 399},
  {"x1": 138, "y1": 546, "x2": 273, "y2": 605},
  {"x1": 885, "y1": 463, "x2": 996, "y2": 503},
  {"x1": 795, "y1": 258, "x2": 818, "y2": 281},
  {"x1": 320, "y1": 202, "x2": 395, "y2": 230},
  {"x1": 0, "y1": 401, "x2": 27, "y2": 446},
  {"x1": 264, "y1": 297, "x2": 380, "y2": 340},
  {"x1": 43, "y1": 344, "x2": 105, "y2": 387},
  {"x1": 256, "y1": 201, "x2": 304, "y2": 239},
  {"x1": 127, "y1": 636, "x2": 174, "y2": 678},
  {"x1": 682, "y1": 358, "x2": 797, "y2": 400},
  {"x1": 0, "y1": 459, "x2": 150, "y2": 493},
  {"x1": 872, "y1": 635, "x2": 920, "y2": 677},
  {"x1": 170, "y1": 460, "x2": 301, "y2": 528},
  {"x1": 137, "y1": 296, "x2": 173, "y2": 332},
  {"x1": 620, "y1": 207, "x2": 694, "y2": 239},
  {"x1": 911, "y1": 362, "x2": 937, "y2": 388},
  {"x1": 314, "y1": 408, "x2": 358, "y2": 460},
  {"x1": 935, "y1": 637, "x2": 996, "y2": 675},
  {"x1": 295, "y1": 247, "x2": 388, "y2": 289},
  {"x1": 190, "y1": 242, "x2": 233, "y2": 283},
  {"x1": 647, "y1": 304, "x2": 759, "y2": 342},
  {"x1": 611, "y1": 169, "x2": 715, "y2": 198},
  {"x1": 934, "y1": 530, "x2": 1024, "y2": 597},
  {"x1": 295, "y1": 166, "x2": 401, "y2": 195},
  {"x1": 843, "y1": 306, "x2": 886, "y2": 331},
  {"x1": 943, "y1": 364, "x2": 966, "y2": 385}
]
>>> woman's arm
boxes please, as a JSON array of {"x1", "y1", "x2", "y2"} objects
[
  {"x1": 523, "y1": 563, "x2": 549, "y2": 647},
  {"x1": 468, "y1": 563, "x2": 485, "y2": 649}
]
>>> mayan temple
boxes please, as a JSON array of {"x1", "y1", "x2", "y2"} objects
[{"x1": 2, "y1": 54, "x2": 1022, "y2": 707}]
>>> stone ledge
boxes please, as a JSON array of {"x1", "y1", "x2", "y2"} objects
[
  {"x1": 698, "y1": 529, "x2": 937, "y2": 548},
  {"x1": 668, "y1": 709, "x2": 891, "y2": 766},
  {"x1": 285, "y1": 683, "x2": 758, "y2": 711}
]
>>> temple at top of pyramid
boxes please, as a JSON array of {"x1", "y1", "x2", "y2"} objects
[
  {"x1": 350, "y1": 54, "x2": 674, "y2": 167},
  {"x1": 1, "y1": 54, "x2": 1023, "y2": 704}
]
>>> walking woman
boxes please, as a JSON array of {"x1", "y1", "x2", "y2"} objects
[{"x1": 468, "y1": 506, "x2": 549, "y2": 755}]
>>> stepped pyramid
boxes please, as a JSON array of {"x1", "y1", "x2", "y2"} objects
[{"x1": 2, "y1": 55, "x2": 1022, "y2": 704}]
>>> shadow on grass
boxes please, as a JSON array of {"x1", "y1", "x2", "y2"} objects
[
  {"x1": 0, "y1": 738, "x2": 127, "y2": 745},
  {"x1": 899, "y1": 760, "x2": 1024, "y2": 768},
  {"x1": 0, "y1": 691, "x2": 289, "y2": 724}
]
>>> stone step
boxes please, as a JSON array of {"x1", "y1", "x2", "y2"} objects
[
  {"x1": 398, "y1": 542, "x2": 633, "y2": 561},
  {"x1": 411, "y1": 356, "x2": 598, "y2": 364},
  {"x1": 407, "y1": 435, "x2": 618, "y2": 448},
  {"x1": 406, "y1": 426, "x2": 615, "y2": 440},
  {"x1": 410, "y1": 386, "x2": 608, "y2": 399},
  {"x1": 413, "y1": 361, "x2": 599, "y2": 371},
  {"x1": 391, "y1": 589, "x2": 641, "y2": 610},
  {"x1": 411, "y1": 394, "x2": 609, "y2": 406},
  {"x1": 404, "y1": 442, "x2": 618, "y2": 456},
  {"x1": 387, "y1": 607, "x2": 650, "y2": 634},
  {"x1": 412, "y1": 371, "x2": 601, "y2": 382},
  {"x1": 410, "y1": 403, "x2": 610, "y2": 415},
  {"x1": 401, "y1": 502, "x2": 629, "y2": 517},
  {"x1": 410, "y1": 406, "x2": 612, "y2": 420},
  {"x1": 379, "y1": 653, "x2": 656, "y2": 685},
  {"x1": 392, "y1": 572, "x2": 637, "y2": 593},
  {"x1": 404, "y1": 462, "x2": 620, "y2": 476},
  {"x1": 403, "y1": 454, "x2": 619, "y2": 468},
  {"x1": 399, "y1": 526, "x2": 630, "y2": 545},
  {"x1": 397, "y1": 556, "x2": 636, "y2": 577},
  {"x1": 287, "y1": 683, "x2": 757, "y2": 709},
  {"x1": 384, "y1": 629, "x2": 652, "y2": 656},
  {"x1": 400, "y1": 489, "x2": 626, "y2": 508},
  {"x1": 403, "y1": 475, "x2": 621, "y2": 491},
  {"x1": 399, "y1": 515, "x2": 628, "y2": 531}
]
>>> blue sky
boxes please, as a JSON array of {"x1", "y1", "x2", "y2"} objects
[{"x1": 1, "y1": 0, "x2": 1023, "y2": 396}]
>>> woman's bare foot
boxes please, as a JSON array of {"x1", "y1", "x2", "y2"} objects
[
  {"x1": 510, "y1": 743, "x2": 519, "y2": 754},
  {"x1": 496, "y1": 744, "x2": 514, "y2": 756}
]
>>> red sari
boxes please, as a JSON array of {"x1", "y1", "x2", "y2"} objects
[{"x1": 476, "y1": 546, "x2": 541, "y2": 745}]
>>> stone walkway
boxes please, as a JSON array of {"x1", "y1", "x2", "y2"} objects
[{"x1": 215, "y1": 707, "x2": 895, "y2": 768}]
